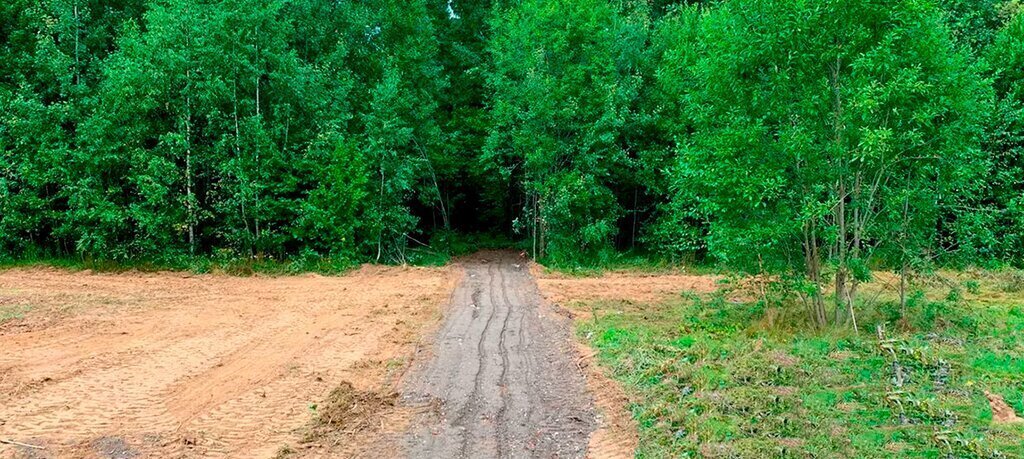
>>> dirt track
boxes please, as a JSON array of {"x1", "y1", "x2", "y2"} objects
[
  {"x1": 400, "y1": 251, "x2": 596, "y2": 458},
  {"x1": 0, "y1": 265, "x2": 458, "y2": 458}
]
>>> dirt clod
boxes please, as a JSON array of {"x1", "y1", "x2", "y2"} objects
[{"x1": 984, "y1": 390, "x2": 1024, "y2": 424}]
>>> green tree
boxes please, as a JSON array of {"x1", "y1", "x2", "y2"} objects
[
  {"x1": 982, "y1": 12, "x2": 1024, "y2": 263},
  {"x1": 669, "y1": 0, "x2": 989, "y2": 327},
  {"x1": 429, "y1": 0, "x2": 503, "y2": 236},
  {"x1": 1, "y1": 0, "x2": 145, "y2": 258},
  {"x1": 332, "y1": 0, "x2": 448, "y2": 262},
  {"x1": 79, "y1": 0, "x2": 342, "y2": 259},
  {"x1": 938, "y1": 0, "x2": 1008, "y2": 51},
  {"x1": 484, "y1": 0, "x2": 643, "y2": 263},
  {"x1": 642, "y1": 5, "x2": 706, "y2": 258}
]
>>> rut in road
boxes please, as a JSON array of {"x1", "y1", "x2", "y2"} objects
[{"x1": 401, "y1": 251, "x2": 596, "y2": 458}]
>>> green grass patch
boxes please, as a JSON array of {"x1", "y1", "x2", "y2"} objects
[{"x1": 578, "y1": 291, "x2": 1024, "y2": 458}]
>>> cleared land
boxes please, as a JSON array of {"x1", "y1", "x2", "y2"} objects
[
  {"x1": 3, "y1": 255, "x2": 714, "y2": 458},
  {"x1": 16, "y1": 258, "x2": 990, "y2": 458},
  {"x1": 0, "y1": 265, "x2": 459, "y2": 458}
]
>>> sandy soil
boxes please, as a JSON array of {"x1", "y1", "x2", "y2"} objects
[
  {"x1": 573, "y1": 340, "x2": 639, "y2": 459},
  {"x1": 535, "y1": 269, "x2": 721, "y2": 308},
  {"x1": 0, "y1": 265, "x2": 458, "y2": 458}
]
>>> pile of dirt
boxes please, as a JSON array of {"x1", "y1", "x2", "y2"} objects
[
  {"x1": 315, "y1": 382, "x2": 397, "y2": 430},
  {"x1": 985, "y1": 390, "x2": 1024, "y2": 424}
]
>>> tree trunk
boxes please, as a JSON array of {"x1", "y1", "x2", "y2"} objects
[
  {"x1": 185, "y1": 93, "x2": 195, "y2": 255},
  {"x1": 899, "y1": 261, "x2": 908, "y2": 320},
  {"x1": 899, "y1": 194, "x2": 910, "y2": 323},
  {"x1": 185, "y1": 29, "x2": 195, "y2": 254},
  {"x1": 376, "y1": 164, "x2": 385, "y2": 263},
  {"x1": 538, "y1": 197, "x2": 546, "y2": 260},
  {"x1": 803, "y1": 221, "x2": 827, "y2": 328},
  {"x1": 73, "y1": 2, "x2": 81, "y2": 87},
  {"x1": 532, "y1": 192, "x2": 538, "y2": 260},
  {"x1": 835, "y1": 177, "x2": 847, "y2": 325}
]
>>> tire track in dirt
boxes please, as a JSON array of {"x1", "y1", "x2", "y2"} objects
[
  {"x1": 451, "y1": 261, "x2": 497, "y2": 442},
  {"x1": 401, "y1": 251, "x2": 596, "y2": 458},
  {"x1": 495, "y1": 262, "x2": 514, "y2": 458}
]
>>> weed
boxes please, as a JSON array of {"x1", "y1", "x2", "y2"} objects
[
  {"x1": 965, "y1": 280, "x2": 981, "y2": 295},
  {"x1": 999, "y1": 270, "x2": 1024, "y2": 293},
  {"x1": 272, "y1": 444, "x2": 295, "y2": 459},
  {"x1": 0, "y1": 304, "x2": 32, "y2": 324}
]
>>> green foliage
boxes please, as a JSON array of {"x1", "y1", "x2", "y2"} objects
[
  {"x1": 484, "y1": 0, "x2": 645, "y2": 263},
  {"x1": 979, "y1": 13, "x2": 1024, "y2": 263},
  {"x1": 939, "y1": 0, "x2": 1009, "y2": 51},
  {"x1": 649, "y1": 0, "x2": 992, "y2": 326},
  {"x1": 1, "y1": 0, "x2": 1024, "y2": 270},
  {"x1": 673, "y1": 0, "x2": 987, "y2": 268}
]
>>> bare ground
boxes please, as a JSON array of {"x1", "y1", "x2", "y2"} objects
[
  {"x1": 535, "y1": 269, "x2": 720, "y2": 308},
  {"x1": 399, "y1": 251, "x2": 596, "y2": 458},
  {"x1": 1, "y1": 256, "x2": 720, "y2": 459},
  {"x1": 0, "y1": 265, "x2": 459, "y2": 458}
]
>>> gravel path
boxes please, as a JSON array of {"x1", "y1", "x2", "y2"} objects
[{"x1": 401, "y1": 251, "x2": 596, "y2": 458}]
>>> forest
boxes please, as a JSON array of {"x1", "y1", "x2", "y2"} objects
[{"x1": 2, "y1": 1, "x2": 1023, "y2": 317}]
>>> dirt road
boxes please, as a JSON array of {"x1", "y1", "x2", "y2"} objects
[
  {"x1": 0, "y1": 266, "x2": 458, "y2": 458},
  {"x1": 400, "y1": 251, "x2": 596, "y2": 458}
]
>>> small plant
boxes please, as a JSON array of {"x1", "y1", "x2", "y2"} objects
[
  {"x1": 964, "y1": 280, "x2": 981, "y2": 295},
  {"x1": 946, "y1": 287, "x2": 963, "y2": 304},
  {"x1": 273, "y1": 444, "x2": 295, "y2": 459}
]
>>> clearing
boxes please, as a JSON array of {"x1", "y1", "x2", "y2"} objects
[
  {"x1": 0, "y1": 264, "x2": 459, "y2": 457},
  {"x1": 2, "y1": 251, "x2": 708, "y2": 458}
]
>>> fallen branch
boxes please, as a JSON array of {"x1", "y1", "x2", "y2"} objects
[{"x1": 1, "y1": 439, "x2": 45, "y2": 450}]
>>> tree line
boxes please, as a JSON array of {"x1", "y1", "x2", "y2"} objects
[{"x1": 2, "y1": 0, "x2": 1023, "y2": 322}]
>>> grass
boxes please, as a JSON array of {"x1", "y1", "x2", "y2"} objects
[
  {"x1": 577, "y1": 271, "x2": 1024, "y2": 458},
  {"x1": 0, "y1": 303, "x2": 32, "y2": 324}
]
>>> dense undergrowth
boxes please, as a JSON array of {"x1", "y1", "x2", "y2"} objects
[
  {"x1": 577, "y1": 271, "x2": 1024, "y2": 458},
  {"x1": 0, "y1": 232, "x2": 530, "y2": 275}
]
